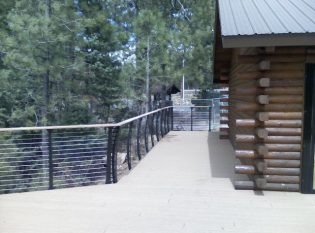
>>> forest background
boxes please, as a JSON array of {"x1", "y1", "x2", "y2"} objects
[{"x1": 0, "y1": 0, "x2": 215, "y2": 128}]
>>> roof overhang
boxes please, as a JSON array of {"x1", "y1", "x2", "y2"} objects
[{"x1": 222, "y1": 33, "x2": 315, "y2": 48}]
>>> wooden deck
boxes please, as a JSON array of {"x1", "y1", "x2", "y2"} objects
[{"x1": 1, "y1": 131, "x2": 315, "y2": 233}]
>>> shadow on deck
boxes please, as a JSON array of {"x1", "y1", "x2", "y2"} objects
[
  {"x1": 207, "y1": 133, "x2": 235, "y2": 180},
  {"x1": 1, "y1": 131, "x2": 315, "y2": 233}
]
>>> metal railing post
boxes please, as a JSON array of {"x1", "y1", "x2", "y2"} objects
[
  {"x1": 155, "y1": 112, "x2": 160, "y2": 142},
  {"x1": 208, "y1": 106, "x2": 211, "y2": 132},
  {"x1": 126, "y1": 122, "x2": 133, "y2": 170},
  {"x1": 163, "y1": 110, "x2": 166, "y2": 136},
  {"x1": 171, "y1": 107, "x2": 174, "y2": 130},
  {"x1": 160, "y1": 110, "x2": 164, "y2": 137},
  {"x1": 166, "y1": 108, "x2": 170, "y2": 133},
  {"x1": 111, "y1": 127, "x2": 120, "y2": 183},
  {"x1": 47, "y1": 129, "x2": 54, "y2": 190},
  {"x1": 137, "y1": 118, "x2": 142, "y2": 160},
  {"x1": 144, "y1": 116, "x2": 149, "y2": 153},
  {"x1": 191, "y1": 107, "x2": 193, "y2": 131},
  {"x1": 212, "y1": 100, "x2": 216, "y2": 130},
  {"x1": 150, "y1": 114, "x2": 155, "y2": 147},
  {"x1": 164, "y1": 109, "x2": 168, "y2": 134},
  {"x1": 106, "y1": 127, "x2": 113, "y2": 184}
]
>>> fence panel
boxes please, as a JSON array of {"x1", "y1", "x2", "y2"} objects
[{"x1": 173, "y1": 106, "x2": 212, "y2": 131}]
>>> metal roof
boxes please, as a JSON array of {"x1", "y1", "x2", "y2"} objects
[{"x1": 217, "y1": 0, "x2": 315, "y2": 48}]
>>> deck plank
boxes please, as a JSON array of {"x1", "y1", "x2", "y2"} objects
[{"x1": 1, "y1": 131, "x2": 315, "y2": 233}]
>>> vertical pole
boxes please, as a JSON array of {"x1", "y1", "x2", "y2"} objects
[
  {"x1": 171, "y1": 107, "x2": 174, "y2": 130},
  {"x1": 150, "y1": 114, "x2": 155, "y2": 147},
  {"x1": 208, "y1": 106, "x2": 211, "y2": 132},
  {"x1": 182, "y1": 58, "x2": 185, "y2": 103},
  {"x1": 160, "y1": 110, "x2": 164, "y2": 137},
  {"x1": 166, "y1": 108, "x2": 170, "y2": 133},
  {"x1": 191, "y1": 107, "x2": 193, "y2": 131},
  {"x1": 126, "y1": 122, "x2": 133, "y2": 170},
  {"x1": 212, "y1": 100, "x2": 215, "y2": 130},
  {"x1": 164, "y1": 109, "x2": 168, "y2": 133},
  {"x1": 137, "y1": 118, "x2": 142, "y2": 160},
  {"x1": 112, "y1": 127, "x2": 120, "y2": 183},
  {"x1": 155, "y1": 112, "x2": 160, "y2": 142},
  {"x1": 106, "y1": 127, "x2": 113, "y2": 184},
  {"x1": 47, "y1": 129, "x2": 53, "y2": 190},
  {"x1": 144, "y1": 116, "x2": 149, "y2": 153},
  {"x1": 146, "y1": 36, "x2": 151, "y2": 112}
]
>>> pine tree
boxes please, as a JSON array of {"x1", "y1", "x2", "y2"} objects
[
  {"x1": 0, "y1": 0, "x2": 16, "y2": 127},
  {"x1": 133, "y1": 9, "x2": 168, "y2": 111},
  {"x1": 2, "y1": 0, "x2": 83, "y2": 126},
  {"x1": 78, "y1": 0, "x2": 125, "y2": 122},
  {"x1": 105, "y1": 0, "x2": 216, "y2": 110}
]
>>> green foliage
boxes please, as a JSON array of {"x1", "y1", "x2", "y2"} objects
[
  {"x1": 0, "y1": 0, "x2": 216, "y2": 194},
  {"x1": 0, "y1": 0, "x2": 216, "y2": 126},
  {"x1": 78, "y1": 0, "x2": 125, "y2": 121},
  {"x1": 1, "y1": 0, "x2": 82, "y2": 126},
  {"x1": 106, "y1": 0, "x2": 215, "y2": 108},
  {"x1": 0, "y1": 0, "x2": 127, "y2": 126}
]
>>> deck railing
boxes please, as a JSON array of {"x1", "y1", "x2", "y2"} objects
[
  {"x1": 0, "y1": 107, "x2": 173, "y2": 194},
  {"x1": 173, "y1": 99, "x2": 221, "y2": 131},
  {"x1": 0, "y1": 105, "x2": 219, "y2": 194},
  {"x1": 173, "y1": 106, "x2": 212, "y2": 131}
]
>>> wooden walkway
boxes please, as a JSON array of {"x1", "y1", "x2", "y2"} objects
[{"x1": 1, "y1": 131, "x2": 315, "y2": 233}]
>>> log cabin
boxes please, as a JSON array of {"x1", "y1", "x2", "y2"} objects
[{"x1": 214, "y1": 0, "x2": 315, "y2": 193}]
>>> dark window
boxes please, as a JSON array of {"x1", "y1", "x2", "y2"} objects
[{"x1": 301, "y1": 63, "x2": 315, "y2": 193}]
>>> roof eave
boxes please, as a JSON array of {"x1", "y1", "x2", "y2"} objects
[{"x1": 222, "y1": 33, "x2": 315, "y2": 48}]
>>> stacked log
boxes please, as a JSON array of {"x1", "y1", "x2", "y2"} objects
[
  {"x1": 234, "y1": 180, "x2": 299, "y2": 191},
  {"x1": 226, "y1": 46, "x2": 310, "y2": 192},
  {"x1": 219, "y1": 83, "x2": 229, "y2": 139},
  {"x1": 215, "y1": 25, "x2": 231, "y2": 140}
]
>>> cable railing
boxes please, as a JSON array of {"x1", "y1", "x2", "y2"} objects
[
  {"x1": 0, "y1": 104, "x2": 221, "y2": 194},
  {"x1": 0, "y1": 107, "x2": 173, "y2": 194},
  {"x1": 173, "y1": 99, "x2": 221, "y2": 131},
  {"x1": 173, "y1": 106, "x2": 211, "y2": 131}
]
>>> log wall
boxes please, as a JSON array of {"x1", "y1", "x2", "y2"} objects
[
  {"x1": 225, "y1": 46, "x2": 315, "y2": 192},
  {"x1": 219, "y1": 82, "x2": 229, "y2": 139},
  {"x1": 215, "y1": 24, "x2": 232, "y2": 140}
]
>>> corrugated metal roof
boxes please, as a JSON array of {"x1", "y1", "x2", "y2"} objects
[{"x1": 218, "y1": 0, "x2": 315, "y2": 36}]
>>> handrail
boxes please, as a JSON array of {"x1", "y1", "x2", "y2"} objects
[
  {"x1": 173, "y1": 105, "x2": 211, "y2": 108},
  {"x1": 116, "y1": 106, "x2": 172, "y2": 126},
  {"x1": 0, "y1": 103, "x2": 221, "y2": 194},
  {"x1": 0, "y1": 106, "x2": 174, "y2": 194},
  {"x1": 0, "y1": 106, "x2": 173, "y2": 132}
]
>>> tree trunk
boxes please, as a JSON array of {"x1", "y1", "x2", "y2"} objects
[
  {"x1": 41, "y1": 0, "x2": 52, "y2": 185},
  {"x1": 146, "y1": 36, "x2": 151, "y2": 112}
]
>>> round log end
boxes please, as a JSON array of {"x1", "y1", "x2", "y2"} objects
[
  {"x1": 257, "y1": 95, "x2": 270, "y2": 104},
  {"x1": 255, "y1": 178, "x2": 267, "y2": 188},
  {"x1": 257, "y1": 145, "x2": 269, "y2": 156},
  {"x1": 258, "y1": 78, "x2": 270, "y2": 87},
  {"x1": 234, "y1": 180, "x2": 254, "y2": 190},
  {"x1": 256, "y1": 128, "x2": 268, "y2": 139},
  {"x1": 256, "y1": 161, "x2": 267, "y2": 173},
  {"x1": 257, "y1": 112, "x2": 269, "y2": 121}
]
